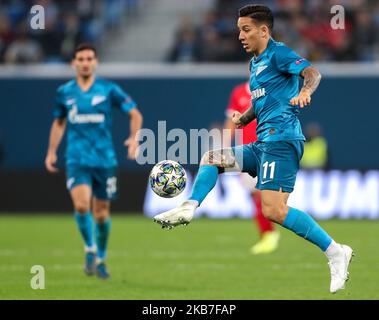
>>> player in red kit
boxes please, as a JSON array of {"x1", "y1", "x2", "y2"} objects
[{"x1": 224, "y1": 82, "x2": 280, "y2": 254}]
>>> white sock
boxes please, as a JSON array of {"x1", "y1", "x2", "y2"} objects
[
  {"x1": 85, "y1": 245, "x2": 97, "y2": 253},
  {"x1": 186, "y1": 200, "x2": 199, "y2": 208},
  {"x1": 325, "y1": 240, "x2": 342, "y2": 259}
]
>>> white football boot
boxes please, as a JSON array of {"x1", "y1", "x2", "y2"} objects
[
  {"x1": 153, "y1": 200, "x2": 196, "y2": 230},
  {"x1": 328, "y1": 244, "x2": 354, "y2": 293}
]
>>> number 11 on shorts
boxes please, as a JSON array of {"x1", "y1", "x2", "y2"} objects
[{"x1": 262, "y1": 161, "x2": 276, "y2": 180}]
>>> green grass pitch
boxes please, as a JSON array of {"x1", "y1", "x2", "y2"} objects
[{"x1": 0, "y1": 214, "x2": 378, "y2": 300}]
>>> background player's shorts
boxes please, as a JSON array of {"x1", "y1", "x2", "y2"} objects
[
  {"x1": 66, "y1": 165, "x2": 117, "y2": 200},
  {"x1": 232, "y1": 140, "x2": 304, "y2": 193}
]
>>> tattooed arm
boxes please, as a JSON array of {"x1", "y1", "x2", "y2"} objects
[
  {"x1": 301, "y1": 66, "x2": 322, "y2": 94},
  {"x1": 290, "y1": 66, "x2": 322, "y2": 108}
]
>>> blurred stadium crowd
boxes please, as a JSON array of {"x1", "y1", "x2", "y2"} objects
[
  {"x1": 1, "y1": 0, "x2": 379, "y2": 63},
  {"x1": 0, "y1": 0, "x2": 138, "y2": 63},
  {"x1": 168, "y1": 0, "x2": 379, "y2": 62}
]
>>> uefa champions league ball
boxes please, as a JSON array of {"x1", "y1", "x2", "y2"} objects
[{"x1": 149, "y1": 160, "x2": 187, "y2": 198}]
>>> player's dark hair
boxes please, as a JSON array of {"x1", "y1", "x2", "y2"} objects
[
  {"x1": 73, "y1": 43, "x2": 97, "y2": 59},
  {"x1": 239, "y1": 4, "x2": 274, "y2": 33}
]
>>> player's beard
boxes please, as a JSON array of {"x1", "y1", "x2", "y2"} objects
[{"x1": 80, "y1": 70, "x2": 94, "y2": 81}]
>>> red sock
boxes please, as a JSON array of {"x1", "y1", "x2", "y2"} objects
[{"x1": 252, "y1": 191, "x2": 274, "y2": 237}]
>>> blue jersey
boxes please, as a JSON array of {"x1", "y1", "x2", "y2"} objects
[
  {"x1": 53, "y1": 77, "x2": 137, "y2": 168},
  {"x1": 249, "y1": 38, "x2": 311, "y2": 142}
]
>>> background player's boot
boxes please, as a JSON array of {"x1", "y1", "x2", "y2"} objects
[
  {"x1": 250, "y1": 231, "x2": 280, "y2": 255},
  {"x1": 96, "y1": 261, "x2": 110, "y2": 279},
  {"x1": 328, "y1": 244, "x2": 354, "y2": 293},
  {"x1": 153, "y1": 200, "x2": 195, "y2": 229},
  {"x1": 84, "y1": 251, "x2": 96, "y2": 276}
]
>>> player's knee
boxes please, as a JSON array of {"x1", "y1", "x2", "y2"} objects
[
  {"x1": 200, "y1": 150, "x2": 215, "y2": 166},
  {"x1": 95, "y1": 215, "x2": 108, "y2": 224},
  {"x1": 93, "y1": 203, "x2": 110, "y2": 223},
  {"x1": 94, "y1": 210, "x2": 109, "y2": 223},
  {"x1": 199, "y1": 151, "x2": 225, "y2": 174},
  {"x1": 200, "y1": 149, "x2": 235, "y2": 171},
  {"x1": 75, "y1": 202, "x2": 90, "y2": 214},
  {"x1": 262, "y1": 203, "x2": 287, "y2": 224},
  {"x1": 261, "y1": 204, "x2": 274, "y2": 221}
]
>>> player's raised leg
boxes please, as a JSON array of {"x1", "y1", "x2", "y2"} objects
[
  {"x1": 92, "y1": 198, "x2": 111, "y2": 279},
  {"x1": 261, "y1": 189, "x2": 353, "y2": 293},
  {"x1": 153, "y1": 146, "x2": 251, "y2": 229},
  {"x1": 153, "y1": 156, "x2": 219, "y2": 229},
  {"x1": 70, "y1": 184, "x2": 96, "y2": 276}
]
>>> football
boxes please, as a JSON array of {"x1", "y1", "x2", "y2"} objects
[{"x1": 149, "y1": 160, "x2": 187, "y2": 198}]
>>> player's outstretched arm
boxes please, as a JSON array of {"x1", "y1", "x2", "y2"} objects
[
  {"x1": 45, "y1": 118, "x2": 66, "y2": 173},
  {"x1": 232, "y1": 106, "x2": 256, "y2": 128},
  {"x1": 290, "y1": 66, "x2": 322, "y2": 108},
  {"x1": 124, "y1": 108, "x2": 143, "y2": 160}
]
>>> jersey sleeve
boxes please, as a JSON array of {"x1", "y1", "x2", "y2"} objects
[
  {"x1": 274, "y1": 45, "x2": 311, "y2": 76},
  {"x1": 52, "y1": 87, "x2": 67, "y2": 119},
  {"x1": 111, "y1": 83, "x2": 137, "y2": 113}
]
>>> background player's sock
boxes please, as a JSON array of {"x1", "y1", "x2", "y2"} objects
[
  {"x1": 74, "y1": 211, "x2": 95, "y2": 248},
  {"x1": 188, "y1": 165, "x2": 219, "y2": 205},
  {"x1": 282, "y1": 207, "x2": 332, "y2": 251},
  {"x1": 95, "y1": 218, "x2": 111, "y2": 261}
]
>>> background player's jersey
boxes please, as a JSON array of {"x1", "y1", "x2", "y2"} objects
[
  {"x1": 53, "y1": 77, "x2": 136, "y2": 168},
  {"x1": 249, "y1": 38, "x2": 311, "y2": 142},
  {"x1": 226, "y1": 82, "x2": 258, "y2": 144}
]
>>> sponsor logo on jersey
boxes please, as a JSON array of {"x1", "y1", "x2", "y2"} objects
[
  {"x1": 68, "y1": 105, "x2": 105, "y2": 124},
  {"x1": 256, "y1": 65, "x2": 268, "y2": 76},
  {"x1": 91, "y1": 95, "x2": 106, "y2": 106},
  {"x1": 251, "y1": 88, "x2": 266, "y2": 100},
  {"x1": 295, "y1": 58, "x2": 305, "y2": 65}
]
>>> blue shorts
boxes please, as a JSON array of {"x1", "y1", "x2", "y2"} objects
[
  {"x1": 232, "y1": 140, "x2": 304, "y2": 193},
  {"x1": 66, "y1": 165, "x2": 117, "y2": 200}
]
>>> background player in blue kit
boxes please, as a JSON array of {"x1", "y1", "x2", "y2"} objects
[
  {"x1": 45, "y1": 43, "x2": 143, "y2": 279},
  {"x1": 154, "y1": 5, "x2": 353, "y2": 293}
]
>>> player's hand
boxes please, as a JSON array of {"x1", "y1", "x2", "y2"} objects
[
  {"x1": 232, "y1": 111, "x2": 244, "y2": 128},
  {"x1": 45, "y1": 152, "x2": 59, "y2": 173},
  {"x1": 290, "y1": 89, "x2": 311, "y2": 108},
  {"x1": 124, "y1": 137, "x2": 139, "y2": 160}
]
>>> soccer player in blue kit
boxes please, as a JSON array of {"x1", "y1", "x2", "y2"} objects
[
  {"x1": 45, "y1": 43, "x2": 143, "y2": 279},
  {"x1": 154, "y1": 5, "x2": 353, "y2": 293}
]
